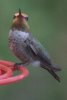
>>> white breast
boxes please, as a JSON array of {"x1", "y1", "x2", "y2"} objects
[
  {"x1": 9, "y1": 30, "x2": 29, "y2": 41},
  {"x1": 18, "y1": 31, "x2": 29, "y2": 40}
]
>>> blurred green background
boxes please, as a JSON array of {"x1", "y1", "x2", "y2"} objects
[{"x1": 0, "y1": 0, "x2": 67, "y2": 100}]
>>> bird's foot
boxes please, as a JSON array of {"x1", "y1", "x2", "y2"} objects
[
  {"x1": 14, "y1": 63, "x2": 23, "y2": 69},
  {"x1": 14, "y1": 63, "x2": 23, "y2": 66}
]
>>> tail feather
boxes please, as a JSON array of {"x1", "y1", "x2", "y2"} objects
[
  {"x1": 47, "y1": 69, "x2": 60, "y2": 82},
  {"x1": 41, "y1": 64, "x2": 61, "y2": 82},
  {"x1": 52, "y1": 67, "x2": 61, "y2": 72},
  {"x1": 51, "y1": 64, "x2": 61, "y2": 72}
]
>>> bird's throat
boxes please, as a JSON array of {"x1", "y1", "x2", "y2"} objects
[{"x1": 11, "y1": 19, "x2": 29, "y2": 32}]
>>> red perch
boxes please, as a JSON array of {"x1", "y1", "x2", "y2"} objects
[{"x1": 0, "y1": 60, "x2": 29, "y2": 85}]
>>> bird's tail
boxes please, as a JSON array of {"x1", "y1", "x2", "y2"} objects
[
  {"x1": 51, "y1": 64, "x2": 61, "y2": 72},
  {"x1": 47, "y1": 68, "x2": 60, "y2": 82},
  {"x1": 41, "y1": 64, "x2": 61, "y2": 82}
]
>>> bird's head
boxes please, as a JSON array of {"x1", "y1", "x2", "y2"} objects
[{"x1": 12, "y1": 9, "x2": 29, "y2": 31}]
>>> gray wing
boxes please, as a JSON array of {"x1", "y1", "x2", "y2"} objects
[{"x1": 25, "y1": 37, "x2": 52, "y2": 67}]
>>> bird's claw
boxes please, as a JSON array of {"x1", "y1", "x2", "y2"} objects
[{"x1": 14, "y1": 63, "x2": 23, "y2": 69}]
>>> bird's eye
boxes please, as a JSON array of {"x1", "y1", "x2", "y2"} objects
[
  {"x1": 26, "y1": 17, "x2": 28, "y2": 21},
  {"x1": 13, "y1": 15, "x2": 16, "y2": 19}
]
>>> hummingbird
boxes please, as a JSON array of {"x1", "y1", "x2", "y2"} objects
[{"x1": 9, "y1": 9, "x2": 61, "y2": 82}]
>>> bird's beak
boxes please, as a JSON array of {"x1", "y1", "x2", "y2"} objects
[{"x1": 19, "y1": 8, "x2": 22, "y2": 17}]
